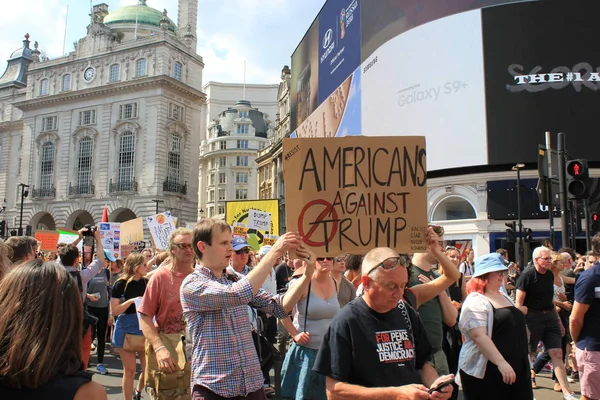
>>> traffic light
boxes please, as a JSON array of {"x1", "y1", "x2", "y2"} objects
[
  {"x1": 505, "y1": 221, "x2": 516, "y2": 243},
  {"x1": 524, "y1": 228, "x2": 533, "y2": 242},
  {"x1": 566, "y1": 159, "x2": 590, "y2": 200},
  {"x1": 25, "y1": 225, "x2": 32, "y2": 236},
  {"x1": 591, "y1": 212, "x2": 600, "y2": 232}
]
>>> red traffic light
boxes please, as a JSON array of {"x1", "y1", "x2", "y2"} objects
[
  {"x1": 567, "y1": 160, "x2": 585, "y2": 177},
  {"x1": 593, "y1": 212, "x2": 599, "y2": 222}
]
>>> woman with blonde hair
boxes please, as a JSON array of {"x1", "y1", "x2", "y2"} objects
[
  {"x1": 0, "y1": 259, "x2": 106, "y2": 399},
  {"x1": 111, "y1": 252, "x2": 150, "y2": 400}
]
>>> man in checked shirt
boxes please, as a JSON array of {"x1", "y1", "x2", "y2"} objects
[{"x1": 181, "y1": 218, "x2": 316, "y2": 400}]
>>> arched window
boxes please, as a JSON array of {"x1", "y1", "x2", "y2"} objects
[
  {"x1": 136, "y1": 58, "x2": 146, "y2": 77},
  {"x1": 167, "y1": 133, "x2": 181, "y2": 184},
  {"x1": 62, "y1": 74, "x2": 71, "y2": 91},
  {"x1": 77, "y1": 137, "x2": 94, "y2": 192},
  {"x1": 173, "y1": 62, "x2": 182, "y2": 80},
  {"x1": 110, "y1": 64, "x2": 120, "y2": 82},
  {"x1": 118, "y1": 132, "x2": 135, "y2": 185},
  {"x1": 40, "y1": 142, "x2": 55, "y2": 189},
  {"x1": 39, "y1": 78, "x2": 49, "y2": 96},
  {"x1": 432, "y1": 196, "x2": 477, "y2": 221}
]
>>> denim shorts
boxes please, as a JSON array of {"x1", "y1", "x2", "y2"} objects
[{"x1": 112, "y1": 313, "x2": 143, "y2": 348}]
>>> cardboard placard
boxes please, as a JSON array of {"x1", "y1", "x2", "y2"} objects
[
  {"x1": 283, "y1": 136, "x2": 428, "y2": 256},
  {"x1": 57, "y1": 229, "x2": 83, "y2": 251},
  {"x1": 35, "y1": 231, "x2": 59, "y2": 252},
  {"x1": 247, "y1": 209, "x2": 272, "y2": 231},
  {"x1": 99, "y1": 222, "x2": 121, "y2": 260},
  {"x1": 120, "y1": 217, "x2": 144, "y2": 245},
  {"x1": 146, "y1": 211, "x2": 177, "y2": 250},
  {"x1": 225, "y1": 199, "x2": 279, "y2": 249}
]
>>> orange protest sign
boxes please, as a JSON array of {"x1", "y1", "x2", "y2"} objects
[{"x1": 35, "y1": 231, "x2": 59, "y2": 252}]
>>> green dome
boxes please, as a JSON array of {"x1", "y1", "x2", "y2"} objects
[{"x1": 104, "y1": 1, "x2": 177, "y2": 32}]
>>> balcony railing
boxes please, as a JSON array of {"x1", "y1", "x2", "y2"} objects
[
  {"x1": 163, "y1": 180, "x2": 187, "y2": 195},
  {"x1": 109, "y1": 179, "x2": 138, "y2": 193},
  {"x1": 31, "y1": 185, "x2": 56, "y2": 199},
  {"x1": 69, "y1": 183, "x2": 95, "y2": 197}
]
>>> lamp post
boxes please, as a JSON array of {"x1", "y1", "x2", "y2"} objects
[
  {"x1": 18, "y1": 184, "x2": 30, "y2": 236},
  {"x1": 199, "y1": 208, "x2": 205, "y2": 221},
  {"x1": 152, "y1": 199, "x2": 164, "y2": 215},
  {"x1": 512, "y1": 164, "x2": 525, "y2": 267}
]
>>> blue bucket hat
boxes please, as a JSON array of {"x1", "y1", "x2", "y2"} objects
[
  {"x1": 472, "y1": 253, "x2": 508, "y2": 278},
  {"x1": 232, "y1": 237, "x2": 249, "y2": 251},
  {"x1": 103, "y1": 249, "x2": 117, "y2": 262}
]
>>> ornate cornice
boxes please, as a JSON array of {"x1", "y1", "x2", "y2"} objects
[{"x1": 14, "y1": 75, "x2": 206, "y2": 111}]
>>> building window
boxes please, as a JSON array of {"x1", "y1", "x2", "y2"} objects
[
  {"x1": 167, "y1": 134, "x2": 181, "y2": 184},
  {"x1": 62, "y1": 74, "x2": 71, "y2": 92},
  {"x1": 169, "y1": 103, "x2": 184, "y2": 121},
  {"x1": 218, "y1": 172, "x2": 226, "y2": 184},
  {"x1": 218, "y1": 205, "x2": 225, "y2": 215},
  {"x1": 236, "y1": 156, "x2": 248, "y2": 166},
  {"x1": 209, "y1": 190, "x2": 215, "y2": 202},
  {"x1": 39, "y1": 79, "x2": 49, "y2": 96},
  {"x1": 235, "y1": 189, "x2": 248, "y2": 200},
  {"x1": 78, "y1": 110, "x2": 96, "y2": 126},
  {"x1": 208, "y1": 173, "x2": 214, "y2": 186},
  {"x1": 258, "y1": 141, "x2": 266, "y2": 150},
  {"x1": 218, "y1": 157, "x2": 226, "y2": 167},
  {"x1": 174, "y1": 62, "x2": 182, "y2": 80},
  {"x1": 77, "y1": 137, "x2": 93, "y2": 187},
  {"x1": 136, "y1": 58, "x2": 147, "y2": 77},
  {"x1": 110, "y1": 64, "x2": 120, "y2": 82},
  {"x1": 237, "y1": 140, "x2": 248, "y2": 149},
  {"x1": 41, "y1": 116, "x2": 57, "y2": 132},
  {"x1": 118, "y1": 132, "x2": 135, "y2": 183},
  {"x1": 218, "y1": 189, "x2": 225, "y2": 200},
  {"x1": 40, "y1": 142, "x2": 55, "y2": 189},
  {"x1": 236, "y1": 172, "x2": 248, "y2": 183},
  {"x1": 239, "y1": 111, "x2": 248, "y2": 119},
  {"x1": 119, "y1": 103, "x2": 138, "y2": 120},
  {"x1": 237, "y1": 124, "x2": 249, "y2": 134},
  {"x1": 220, "y1": 141, "x2": 227, "y2": 150}
]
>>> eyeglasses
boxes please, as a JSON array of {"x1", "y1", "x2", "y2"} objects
[
  {"x1": 445, "y1": 246, "x2": 458, "y2": 252},
  {"x1": 236, "y1": 248, "x2": 250, "y2": 255},
  {"x1": 316, "y1": 257, "x2": 334, "y2": 262},
  {"x1": 334, "y1": 257, "x2": 345, "y2": 262},
  {"x1": 494, "y1": 270, "x2": 508, "y2": 277},
  {"x1": 366, "y1": 255, "x2": 409, "y2": 276},
  {"x1": 174, "y1": 242, "x2": 194, "y2": 250},
  {"x1": 536, "y1": 256, "x2": 551, "y2": 261}
]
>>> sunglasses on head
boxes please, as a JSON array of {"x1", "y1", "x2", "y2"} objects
[
  {"x1": 236, "y1": 248, "x2": 250, "y2": 255},
  {"x1": 174, "y1": 242, "x2": 193, "y2": 250},
  {"x1": 429, "y1": 224, "x2": 445, "y2": 237},
  {"x1": 334, "y1": 257, "x2": 345, "y2": 263},
  {"x1": 316, "y1": 256, "x2": 334, "y2": 262},
  {"x1": 366, "y1": 255, "x2": 410, "y2": 276}
]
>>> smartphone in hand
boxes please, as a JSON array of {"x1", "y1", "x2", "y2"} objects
[{"x1": 428, "y1": 377, "x2": 455, "y2": 394}]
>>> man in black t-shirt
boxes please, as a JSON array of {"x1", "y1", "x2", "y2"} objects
[
  {"x1": 516, "y1": 245, "x2": 576, "y2": 398},
  {"x1": 314, "y1": 247, "x2": 453, "y2": 400}
]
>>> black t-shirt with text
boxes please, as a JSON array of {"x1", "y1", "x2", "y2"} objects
[
  {"x1": 516, "y1": 265, "x2": 554, "y2": 311},
  {"x1": 111, "y1": 278, "x2": 147, "y2": 314},
  {"x1": 314, "y1": 297, "x2": 432, "y2": 388}
]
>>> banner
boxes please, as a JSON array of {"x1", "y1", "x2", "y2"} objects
[
  {"x1": 225, "y1": 200, "x2": 280, "y2": 250},
  {"x1": 283, "y1": 136, "x2": 428, "y2": 256},
  {"x1": 35, "y1": 231, "x2": 59, "y2": 252},
  {"x1": 120, "y1": 217, "x2": 144, "y2": 245},
  {"x1": 99, "y1": 222, "x2": 121, "y2": 260},
  {"x1": 146, "y1": 211, "x2": 177, "y2": 250},
  {"x1": 57, "y1": 229, "x2": 82, "y2": 250}
]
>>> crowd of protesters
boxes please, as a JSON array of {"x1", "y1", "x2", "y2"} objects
[{"x1": 0, "y1": 221, "x2": 598, "y2": 400}]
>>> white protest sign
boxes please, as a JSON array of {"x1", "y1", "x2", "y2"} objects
[
  {"x1": 99, "y1": 222, "x2": 121, "y2": 260},
  {"x1": 146, "y1": 211, "x2": 177, "y2": 250},
  {"x1": 57, "y1": 230, "x2": 82, "y2": 250},
  {"x1": 247, "y1": 209, "x2": 272, "y2": 232}
]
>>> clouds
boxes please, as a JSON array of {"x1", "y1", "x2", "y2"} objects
[{"x1": 0, "y1": 0, "x2": 325, "y2": 84}]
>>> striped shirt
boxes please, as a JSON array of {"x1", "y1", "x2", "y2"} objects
[{"x1": 181, "y1": 265, "x2": 288, "y2": 397}]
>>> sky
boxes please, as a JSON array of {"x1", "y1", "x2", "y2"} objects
[{"x1": 0, "y1": 0, "x2": 326, "y2": 85}]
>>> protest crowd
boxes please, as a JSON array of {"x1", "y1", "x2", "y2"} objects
[{"x1": 0, "y1": 220, "x2": 598, "y2": 400}]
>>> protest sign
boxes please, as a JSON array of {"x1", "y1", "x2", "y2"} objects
[
  {"x1": 120, "y1": 218, "x2": 144, "y2": 245},
  {"x1": 247, "y1": 209, "x2": 272, "y2": 231},
  {"x1": 35, "y1": 231, "x2": 59, "y2": 252},
  {"x1": 226, "y1": 199, "x2": 279, "y2": 248},
  {"x1": 146, "y1": 211, "x2": 176, "y2": 250},
  {"x1": 57, "y1": 229, "x2": 82, "y2": 250},
  {"x1": 283, "y1": 136, "x2": 428, "y2": 256},
  {"x1": 99, "y1": 222, "x2": 121, "y2": 260},
  {"x1": 263, "y1": 234, "x2": 279, "y2": 246}
]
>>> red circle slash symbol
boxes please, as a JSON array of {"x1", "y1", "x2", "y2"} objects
[{"x1": 298, "y1": 199, "x2": 339, "y2": 247}]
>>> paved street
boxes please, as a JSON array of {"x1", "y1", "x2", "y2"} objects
[{"x1": 88, "y1": 349, "x2": 580, "y2": 400}]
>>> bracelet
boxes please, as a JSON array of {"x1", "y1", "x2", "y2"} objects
[{"x1": 154, "y1": 345, "x2": 166, "y2": 353}]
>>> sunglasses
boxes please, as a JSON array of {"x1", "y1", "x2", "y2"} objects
[
  {"x1": 174, "y1": 242, "x2": 194, "y2": 250},
  {"x1": 430, "y1": 224, "x2": 445, "y2": 237},
  {"x1": 366, "y1": 255, "x2": 409, "y2": 276},
  {"x1": 316, "y1": 257, "x2": 334, "y2": 262},
  {"x1": 334, "y1": 257, "x2": 345, "y2": 263},
  {"x1": 236, "y1": 248, "x2": 250, "y2": 254}
]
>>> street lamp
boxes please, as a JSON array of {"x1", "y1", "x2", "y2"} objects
[
  {"x1": 199, "y1": 208, "x2": 204, "y2": 220},
  {"x1": 151, "y1": 199, "x2": 165, "y2": 215},
  {"x1": 512, "y1": 164, "x2": 525, "y2": 267},
  {"x1": 18, "y1": 184, "x2": 30, "y2": 236}
]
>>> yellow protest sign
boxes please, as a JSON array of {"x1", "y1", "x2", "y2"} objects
[
  {"x1": 225, "y1": 200, "x2": 279, "y2": 250},
  {"x1": 283, "y1": 136, "x2": 428, "y2": 256}
]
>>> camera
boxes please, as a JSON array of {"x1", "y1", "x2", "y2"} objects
[{"x1": 82, "y1": 224, "x2": 97, "y2": 237}]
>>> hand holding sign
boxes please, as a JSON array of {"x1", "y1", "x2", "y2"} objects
[
  {"x1": 296, "y1": 244, "x2": 316, "y2": 277},
  {"x1": 271, "y1": 232, "x2": 303, "y2": 259}
]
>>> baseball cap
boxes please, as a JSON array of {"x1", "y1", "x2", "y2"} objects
[
  {"x1": 472, "y1": 253, "x2": 508, "y2": 278},
  {"x1": 258, "y1": 245, "x2": 272, "y2": 257},
  {"x1": 103, "y1": 249, "x2": 117, "y2": 262},
  {"x1": 232, "y1": 237, "x2": 249, "y2": 251}
]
